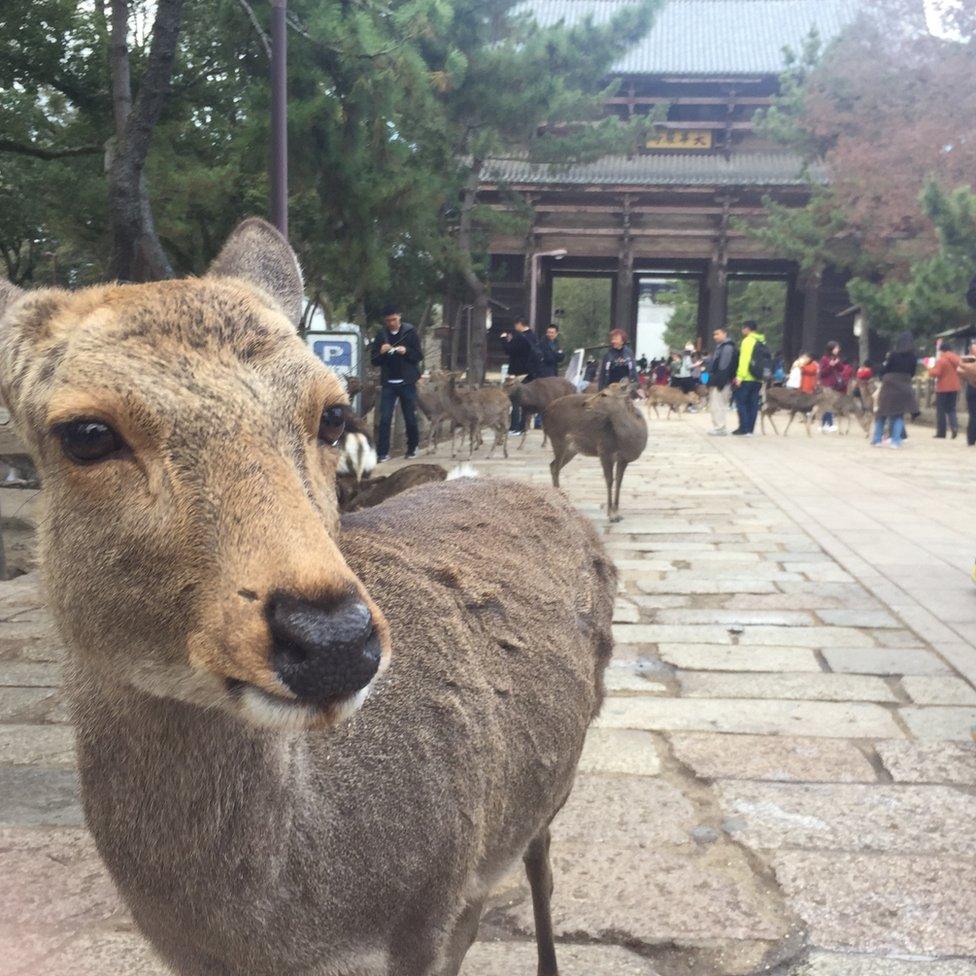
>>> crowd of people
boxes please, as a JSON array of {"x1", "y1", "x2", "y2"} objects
[{"x1": 368, "y1": 301, "x2": 976, "y2": 460}]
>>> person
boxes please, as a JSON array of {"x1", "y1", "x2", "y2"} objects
[
  {"x1": 501, "y1": 315, "x2": 543, "y2": 433},
  {"x1": 706, "y1": 326, "x2": 736, "y2": 436},
  {"x1": 582, "y1": 356, "x2": 598, "y2": 384},
  {"x1": 871, "y1": 331, "x2": 917, "y2": 449},
  {"x1": 538, "y1": 324, "x2": 566, "y2": 378},
  {"x1": 960, "y1": 341, "x2": 976, "y2": 446},
  {"x1": 598, "y1": 329, "x2": 637, "y2": 390},
  {"x1": 732, "y1": 320, "x2": 767, "y2": 436},
  {"x1": 637, "y1": 354, "x2": 649, "y2": 373},
  {"x1": 771, "y1": 351, "x2": 786, "y2": 385},
  {"x1": 818, "y1": 341, "x2": 849, "y2": 432},
  {"x1": 797, "y1": 353, "x2": 819, "y2": 395},
  {"x1": 855, "y1": 360, "x2": 874, "y2": 404},
  {"x1": 670, "y1": 344, "x2": 698, "y2": 396},
  {"x1": 653, "y1": 359, "x2": 670, "y2": 386},
  {"x1": 928, "y1": 340, "x2": 961, "y2": 439},
  {"x1": 371, "y1": 303, "x2": 422, "y2": 462}
]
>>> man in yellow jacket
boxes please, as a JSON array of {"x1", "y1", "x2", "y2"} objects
[{"x1": 732, "y1": 321, "x2": 766, "y2": 436}]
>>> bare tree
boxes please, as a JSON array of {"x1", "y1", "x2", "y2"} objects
[{"x1": 107, "y1": 0, "x2": 185, "y2": 282}]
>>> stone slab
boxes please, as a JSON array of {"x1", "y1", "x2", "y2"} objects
[
  {"x1": 900, "y1": 706, "x2": 976, "y2": 741},
  {"x1": 603, "y1": 665, "x2": 670, "y2": 695},
  {"x1": 719, "y1": 782, "x2": 976, "y2": 855},
  {"x1": 461, "y1": 941, "x2": 660, "y2": 976},
  {"x1": 654, "y1": 609, "x2": 816, "y2": 627},
  {"x1": 553, "y1": 774, "x2": 694, "y2": 847},
  {"x1": 774, "y1": 851, "x2": 976, "y2": 955},
  {"x1": 876, "y1": 740, "x2": 976, "y2": 785},
  {"x1": 0, "y1": 767, "x2": 82, "y2": 827},
  {"x1": 816, "y1": 609, "x2": 900, "y2": 628},
  {"x1": 734, "y1": 626, "x2": 875, "y2": 649},
  {"x1": 26, "y1": 929, "x2": 170, "y2": 976},
  {"x1": 578, "y1": 729, "x2": 662, "y2": 777},
  {"x1": 671, "y1": 734, "x2": 877, "y2": 783},
  {"x1": 0, "y1": 686, "x2": 65, "y2": 723},
  {"x1": 595, "y1": 697, "x2": 903, "y2": 739},
  {"x1": 0, "y1": 724, "x2": 75, "y2": 766},
  {"x1": 678, "y1": 672, "x2": 897, "y2": 703},
  {"x1": 637, "y1": 579, "x2": 778, "y2": 595},
  {"x1": 0, "y1": 827, "x2": 122, "y2": 929},
  {"x1": 613, "y1": 624, "x2": 732, "y2": 645},
  {"x1": 659, "y1": 645, "x2": 822, "y2": 673},
  {"x1": 0, "y1": 662, "x2": 61, "y2": 687},
  {"x1": 794, "y1": 953, "x2": 976, "y2": 976},
  {"x1": 901, "y1": 675, "x2": 976, "y2": 706},
  {"x1": 822, "y1": 648, "x2": 951, "y2": 676},
  {"x1": 500, "y1": 843, "x2": 792, "y2": 944}
]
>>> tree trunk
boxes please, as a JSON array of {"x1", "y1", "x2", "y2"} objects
[
  {"x1": 107, "y1": 0, "x2": 184, "y2": 282},
  {"x1": 858, "y1": 311, "x2": 871, "y2": 366},
  {"x1": 457, "y1": 164, "x2": 489, "y2": 385}
]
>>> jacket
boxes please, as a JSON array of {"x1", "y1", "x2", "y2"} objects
[
  {"x1": 819, "y1": 355, "x2": 849, "y2": 392},
  {"x1": 707, "y1": 339, "x2": 736, "y2": 389},
  {"x1": 877, "y1": 350, "x2": 918, "y2": 416},
  {"x1": 736, "y1": 332, "x2": 766, "y2": 383},
  {"x1": 504, "y1": 330, "x2": 542, "y2": 377},
  {"x1": 598, "y1": 345, "x2": 637, "y2": 390},
  {"x1": 928, "y1": 352, "x2": 962, "y2": 394},
  {"x1": 370, "y1": 322, "x2": 422, "y2": 385},
  {"x1": 538, "y1": 338, "x2": 566, "y2": 378},
  {"x1": 800, "y1": 361, "x2": 819, "y2": 395}
]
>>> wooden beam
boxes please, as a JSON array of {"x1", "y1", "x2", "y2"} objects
[
  {"x1": 533, "y1": 227, "x2": 746, "y2": 238},
  {"x1": 488, "y1": 203, "x2": 767, "y2": 216},
  {"x1": 605, "y1": 95, "x2": 773, "y2": 107}
]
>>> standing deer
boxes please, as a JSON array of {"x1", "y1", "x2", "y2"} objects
[
  {"x1": 0, "y1": 220, "x2": 617, "y2": 976},
  {"x1": 506, "y1": 376, "x2": 576, "y2": 449},
  {"x1": 544, "y1": 380, "x2": 648, "y2": 523}
]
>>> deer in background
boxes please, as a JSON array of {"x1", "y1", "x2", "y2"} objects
[
  {"x1": 506, "y1": 375, "x2": 577, "y2": 449},
  {"x1": 544, "y1": 380, "x2": 648, "y2": 523},
  {"x1": 0, "y1": 219, "x2": 617, "y2": 976},
  {"x1": 643, "y1": 385, "x2": 700, "y2": 419}
]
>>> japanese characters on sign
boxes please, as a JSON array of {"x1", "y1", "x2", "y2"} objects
[{"x1": 646, "y1": 129, "x2": 713, "y2": 150}]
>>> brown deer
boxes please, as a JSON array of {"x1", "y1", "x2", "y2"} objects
[
  {"x1": 643, "y1": 385, "x2": 700, "y2": 419},
  {"x1": 0, "y1": 219, "x2": 617, "y2": 976},
  {"x1": 760, "y1": 386, "x2": 820, "y2": 437},
  {"x1": 818, "y1": 386, "x2": 872, "y2": 435},
  {"x1": 506, "y1": 376, "x2": 576, "y2": 449},
  {"x1": 441, "y1": 374, "x2": 509, "y2": 459},
  {"x1": 544, "y1": 380, "x2": 648, "y2": 523}
]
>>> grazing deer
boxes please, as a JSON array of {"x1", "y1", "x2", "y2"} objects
[
  {"x1": 643, "y1": 385, "x2": 700, "y2": 419},
  {"x1": 506, "y1": 376, "x2": 576, "y2": 449},
  {"x1": 761, "y1": 386, "x2": 819, "y2": 437},
  {"x1": 544, "y1": 380, "x2": 648, "y2": 523},
  {"x1": 0, "y1": 219, "x2": 617, "y2": 976}
]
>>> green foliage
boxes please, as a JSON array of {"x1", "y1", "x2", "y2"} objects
[
  {"x1": 727, "y1": 280, "x2": 787, "y2": 352},
  {"x1": 552, "y1": 276, "x2": 612, "y2": 352},
  {"x1": 659, "y1": 279, "x2": 698, "y2": 351}
]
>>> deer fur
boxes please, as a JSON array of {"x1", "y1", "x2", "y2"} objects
[
  {"x1": 339, "y1": 462, "x2": 448, "y2": 513},
  {"x1": 643, "y1": 385, "x2": 700, "y2": 419},
  {"x1": 440, "y1": 374, "x2": 509, "y2": 459},
  {"x1": 544, "y1": 380, "x2": 648, "y2": 523},
  {"x1": 0, "y1": 220, "x2": 617, "y2": 976},
  {"x1": 506, "y1": 377, "x2": 576, "y2": 449},
  {"x1": 817, "y1": 386, "x2": 872, "y2": 436}
]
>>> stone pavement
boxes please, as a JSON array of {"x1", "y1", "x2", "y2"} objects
[{"x1": 2, "y1": 409, "x2": 976, "y2": 975}]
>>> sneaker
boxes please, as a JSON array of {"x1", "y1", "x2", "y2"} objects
[
  {"x1": 708, "y1": 428, "x2": 728, "y2": 437},
  {"x1": 405, "y1": 450, "x2": 418, "y2": 460},
  {"x1": 377, "y1": 454, "x2": 391, "y2": 463},
  {"x1": 731, "y1": 430, "x2": 747, "y2": 437},
  {"x1": 888, "y1": 442, "x2": 903, "y2": 449},
  {"x1": 745, "y1": 432, "x2": 754, "y2": 437}
]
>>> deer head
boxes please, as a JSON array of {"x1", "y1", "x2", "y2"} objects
[{"x1": 0, "y1": 219, "x2": 391, "y2": 732}]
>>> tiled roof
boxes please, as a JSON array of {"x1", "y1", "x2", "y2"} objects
[
  {"x1": 525, "y1": 0, "x2": 863, "y2": 75},
  {"x1": 482, "y1": 152, "x2": 823, "y2": 187}
]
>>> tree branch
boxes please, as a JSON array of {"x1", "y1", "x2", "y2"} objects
[
  {"x1": 236, "y1": 0, "x2": 272, "y2": 60},
  {"x1": 0, "y1": 139, "x2": 103, "y2": 160}
]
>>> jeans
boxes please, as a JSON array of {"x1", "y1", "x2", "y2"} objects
[
  {"x1": 377, "y1": 383, "x2": 419, "y2": 457},
  {"x1": 935, "y1": 390, "x2": 959, "y2": 437},
  {"x1": 735, "y1": 381, "x2": 762, "y2": 433},
  {"x1": 872, "y1": 415, "x2": 905, "y2": 446},
  {"x1": 509, "y1": 373, "x2": 532, "y2": 432},
  {"x1": 821, "y1": 411, "x2": 834, "y2": 428}
]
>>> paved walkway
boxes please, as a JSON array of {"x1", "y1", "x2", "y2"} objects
[{"x1": 2, "y1": 410, "x2": 975, "y2": 975}]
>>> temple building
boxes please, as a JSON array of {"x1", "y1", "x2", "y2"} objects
[{"x1": 470, "y1": 0, "x2": 866, "y2": 366}]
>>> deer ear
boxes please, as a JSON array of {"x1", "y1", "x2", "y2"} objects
[
  {"x1": 0, "y1": 277, "x2": 24, "y2": 324},
  {"x1": 207, "y1": 218, "x2": 304, "y2": 328}
]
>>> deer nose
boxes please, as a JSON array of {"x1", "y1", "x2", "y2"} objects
[{"x1": 267, "y1": 594, "x2": 381, "y2": 705}]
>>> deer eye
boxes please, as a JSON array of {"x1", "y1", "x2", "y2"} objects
[
  {"x1": 318, "y1": 405, "x2": 346, "y2": 447},
  {"x1": 57, "y1": 420, "x2": 127, "y2": 464}
]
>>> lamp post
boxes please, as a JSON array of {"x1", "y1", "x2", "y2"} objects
[
  {"x1": 529, "y1": 248, "x2": 567, "y2": 330},
  {"x1": 270, "y1": 0, "x2": 288, "y2": 238}
]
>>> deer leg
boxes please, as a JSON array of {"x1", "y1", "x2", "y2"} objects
[
  {"x1": 612, "y1": 459, "x2": 628, "y2": 522},
  {"x1": 599, "y1": 452, "x2": 615, "y2": 519},
  {"x1": 518, "y1": 412, "x2": 532, "y2": 451},
  {"x1": 549, "y1": 445, "x2": 576, "y2": 488},
  {"x1": 804, "y1": 410, "x2": 813, "y2": 438},
  {"x1": 766, "y1": 412, "x2": 780, "y2": 436},
  {"x1": 524, "y1": 826, "x2": 559, "y2": 976},
  {"x1": 783, "y1": 412, "x2": 795, "y2": 437},
  {"x1": 436, "y1": 897, "x2": 488, "y2": 976}
]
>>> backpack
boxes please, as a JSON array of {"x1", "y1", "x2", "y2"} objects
[{"x1": 749, "y1": 340, "x2": 773, "y2": 381}]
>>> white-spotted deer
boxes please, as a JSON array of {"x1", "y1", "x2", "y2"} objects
[{"x1": 0, "y1": 220, "x2": 616, "y2": 976}]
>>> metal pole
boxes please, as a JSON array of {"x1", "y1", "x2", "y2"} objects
[{"x1": 270, "y1": 0, "x2": 288, "y2": 238}]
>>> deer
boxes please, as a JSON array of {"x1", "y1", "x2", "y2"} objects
[
  {"x1": 506, "y1": 376, "x2": 576, "y2": 449},
  {"x1": 0, "y1": 219, "x2": 617, "y2": 976},
  {"x1": 760, "y1": 386, "x2": 820, "y2": 437},
  {"x1": 817, "y1": 386, "x2": 872, "y2": 436},
  {"x1": 441, "y1": 374, "x2": 509, "y2": 459},
  {"x1": 544, "y1": 380, "x2": 648, "y2": 523},
  {"x1": 643, "y1": 385, "x2": 700, "y2": 419}
]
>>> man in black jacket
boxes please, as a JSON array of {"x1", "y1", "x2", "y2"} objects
[
  {"x1": 538, "y1": 324, "x2": 566, "y2": 378},
  {"x1": 706, "y1": 326, "x2": 736, "y2": 436},
  {"x1": 501, "y1": 315, "x2": 542, "y2": 433},
  {"x1": 371, "y1": 304, "x2": 422, "y2": 461}
]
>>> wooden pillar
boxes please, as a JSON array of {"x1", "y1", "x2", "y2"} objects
[
  {"x1": 800, "y1": 269, "x2": 822, "y2": 354},
  {"x1": 783, "y1": 277, "x2": 803, "y2": 364},
  {"x1": 704, "y1": 258, "x2": 727, "y2": 334},
  {"x1": 615, "y1": 245, "x2": 635, "y2": 338}
]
